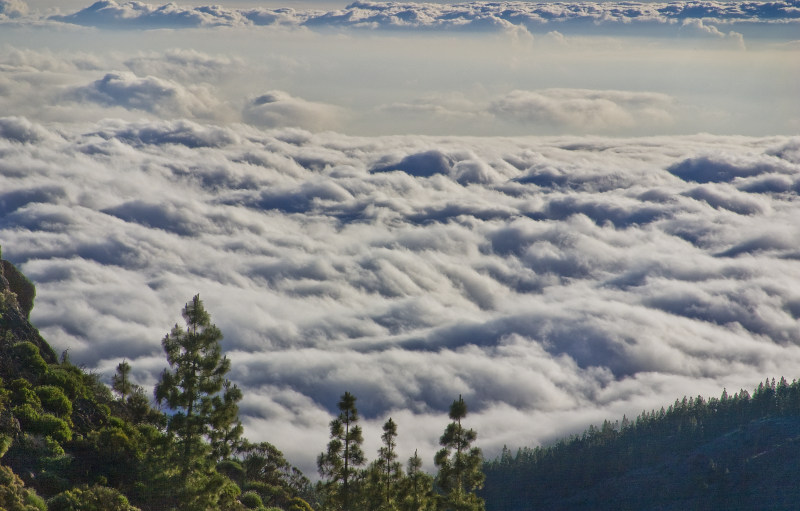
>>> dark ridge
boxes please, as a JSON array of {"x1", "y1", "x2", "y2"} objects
[{"x1": 482, "y1": 377, "x2": 800, "y2": 511}]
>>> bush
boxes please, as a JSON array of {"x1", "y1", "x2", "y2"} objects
[
  {"x1": 34, "y1": 413, "x2": 72, "y2": 444},
  {"x1": 217, "y1": 478, "x2": 244, "y2": 511},
  {"x1": 243, "y1": 481, "x2": 285, "y2": 504},
  {"x1": 0, "y1": 433, "x2": 12, "y2": 458},
  {"x1": 10, "y1": 379, "x2": 41, "y2": 409},
  {"x1": 24, "y1": 491, "x2": 47, "y2": 511},
  {"x1": 47, "y1": 485, "x2": 140, "y2": 511},
  {"x1": 240, "y1": 491, "x2": 264, "y2": 509},
  {"x1": 217, "y1": 459, "x2": 246, "y2": 483},
  {"x1": 13, "y1": 403, "x2": 40, "y2": 428},
  {"x1": 288, "y1": 497, "x2": 314, "y2": 511},
  {"x1": 36, "y1": 385, "x2": 72, "y2": 417},
  {"x1": 34, "y1": 470, "x2": 70, "y2": 497},
  {"x1": 10, "y1": 343, "x2": 47, "y2": 380},
  {"x1": 41, "y1": 367, "x2": 86, "y2": 401},
  {"x1": 0, "y1": 465, "x2": 46, "y2": 511}
]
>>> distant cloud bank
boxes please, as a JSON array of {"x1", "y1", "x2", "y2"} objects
[{"x1": 34, "y1": 0, "x2": 800, "y2": 37}]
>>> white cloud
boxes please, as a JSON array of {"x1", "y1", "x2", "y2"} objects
[
  {"x1": 242, "y1": 90, "x2": 343, "y2": 131},
  {"x1": 489, "y1": 89, "x2": 675, "y2": 132},
  {"x1": 680, "y1": 18, "x2": 746, "y2": 49},
  {"x1": 50, "y1": 0, "x2": 253, "y2": 29},
  {"x1": 124, "y1": 49, "x2": 244, "y2": 83},
  {"x1": 0, "y1": 0, "x2": 797, "y2": 483},
  {"x1": 0, "y1": 116, "x2": 53, "y2": 143},
  {"x1": 0, "y1": 0, "x2": 27, "y2": 18},
  {"x1": 67, "y1": 71, "x2": 229, "y2": 119},
  {"x1": 2, "y1": 117, "x2": 799, "y2": 474},
  {"x1": 41, "y1": 0, "x2": 800, "y2": 40}
]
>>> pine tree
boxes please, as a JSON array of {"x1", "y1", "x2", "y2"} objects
[
  {"x1": 399, "y1": 450, "x2": 434, "y2": 511},
  {"x1": 112, "y1": 360, "x2": 134, "y2": 402},
  {"x1": 318, "y1": 391, "x2": 366, "y2": 511},
  {"x1": 209, "y1": 380, "x2": 244, "y2": 462},
  {"x1": 434, "y1": 396, "x2": 484, "y2": 511},
  {"x1": 153, "y1": 295, "x2": 242, "y2": 508},
  {"x1": 364, "y1": 417, "x2": 404, "y2": 511},
  {"x1": 377, "y1": 417, "x2": 403, "y2": 509}
]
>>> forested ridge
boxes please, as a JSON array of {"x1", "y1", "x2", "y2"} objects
[
  {"x1": 0, "y1": 248, "x2": 484, "y2": 511},
  {"x1": 482, "y1": 377, "x2": 800, "y2": 510}
]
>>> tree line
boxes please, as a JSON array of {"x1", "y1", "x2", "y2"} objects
[
  {"x1": 481, "y1": 377, "x2": 800, "y2": 510},
  {"x1": 0, "y1": 287, "x2": 485, "y2": 511},
  {"x1": 316, "y1": 391, "x2": 484, "y2": 511}
]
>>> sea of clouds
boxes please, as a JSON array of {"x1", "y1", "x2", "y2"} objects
[
  {"x1": 1, "y1": 0, "x2": 799, "y2": 476},
  {"x1": 2, "y1": 114, "x2": 799, "y2": 473}
]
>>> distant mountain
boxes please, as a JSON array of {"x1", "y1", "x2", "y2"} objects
[{"x1": 481, "y1": 379, "x2": 800, "y2": 511}]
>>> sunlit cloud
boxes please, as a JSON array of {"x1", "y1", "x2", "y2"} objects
[
  {"x1": 1, "y1": 0, "x2": 798, "y2": 479},
  {"x1": 2, "y1": 116, "x2": 798, "y2": 474}
]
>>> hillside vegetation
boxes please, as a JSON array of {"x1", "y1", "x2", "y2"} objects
[
  {"x1": 482, "y1": 378, "x2": 800, "y2": 510},
  {"x1": 0, "y1": 248, "x2": 484, "y2": 511}
]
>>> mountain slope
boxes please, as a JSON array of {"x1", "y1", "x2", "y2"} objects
[
  {"x1": 0, "y1": 249, "x2": 312, "y2": 511},
  {"x1": 482, "y1": 381, "x2": 800, "y2": 511}
]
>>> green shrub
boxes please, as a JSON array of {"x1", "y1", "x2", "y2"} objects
[
  {"x1": 10, "y1": 379, "x2": 41, "y2": 409},
  {"x1": 0, "y1": 465, "x2": 46, "y2": 511},
  {"x1": 35, "y1": 385, "x2": 72, "y2": 417},
  {"x1": 40, "y1": 367, "x2": 85, "y2": 401},
  {"x1": 34, "y1": 413, "x2": 72, "y2": 444},
  {"x1": 217, "y1": 458, "x2": 246, "y2": 483},
  {"x1": 218, "y1": 478, "x2": 243, "y2": 510},
  {"x1": 44, "y1": 436, "x2": 65, "y2": 456},
  {"x1": 10, "y1": 342, "x2": 48, "y2": 380},
  {"x1": 0, "y1": 376, "x2": 8, "y2": 410},
  {"x1": 47, "y1": 485, "x2": 140, "y2": 511},
  {"x1": 13, "y1": 403, "x2": 40, "y2": 429},
  {"x1": 34, "y1": 470, "x2": 70, "y2": 497},
  {"x1": 243, "y1": 481, "x2": 282, "y2": 500},
  {"x1": 23, "y1": 491, "x2": 47, "y2": 511},
  {"x1": 288, "y1": 497, "x2": 314, "y2": 511},
  {"x1": 240, "y1": 491, "x2": 264, "y2": 509}
]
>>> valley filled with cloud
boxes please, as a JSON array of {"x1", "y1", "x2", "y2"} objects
[{"x1": 1, "y1": 0, "x2": 799, "y2": 475}]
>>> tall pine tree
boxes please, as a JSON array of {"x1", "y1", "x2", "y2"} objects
[
  {"x1": 318, "y1": 391, "x2": 365, "y2": 511},
  {"x1": 399, "y1": 450, "x2": 435, "y2": 511},
  {"x1": 112, "y1": 360, "x2": 134, "y2": 402},
  {"x1": 154, "y1": 295, "x2": 243, "y2": 509},
  {"x1": 365, "y1": 417, "x2": 404, "y2": 511},
  {"x1": 377, "y1": 418, "x2": 402, "y2": 509},
  {"x1": 434, "y1": 396, "x2": 484, "y2": 511}
]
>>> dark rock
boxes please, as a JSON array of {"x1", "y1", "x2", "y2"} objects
[{"x1": 1, "y1": 259, "x2": 58, "y2": 366}]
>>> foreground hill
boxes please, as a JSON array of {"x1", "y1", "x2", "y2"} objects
[
  {"x1": 0, "y1": 249, "x2": 481, "y2": 511},
  {"x1": 482, "y1": 379, "x2": 800, "y2": 511},
  {"x1": 0, "y1": 250, "x2": 313, "y2": 511}
]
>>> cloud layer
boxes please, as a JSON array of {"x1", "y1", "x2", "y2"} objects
[
  {"x1": 2, "y1": 0, "x2": 798, "y2": 478},
  {"x1": 1, "y1": 116, "x2": 799, "y2": 475},
  {"x1": 42, "y1": 0, "x2": 800, "y2": 38}
]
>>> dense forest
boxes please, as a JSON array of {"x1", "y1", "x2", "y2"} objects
[
  {"x1": 482, "y1": 378, "x2": 800, "y2": 510},
  {"x1": 0, "y1": 248, "x2": 484, "y2": 511}
]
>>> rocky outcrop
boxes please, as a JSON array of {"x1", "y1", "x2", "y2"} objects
[
  {"x1": 0, "y1": 260, "x2": 35, "y2": 320},
  {"x1": 1, "y1": 257, "x2": 58, "y2": 365}
]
